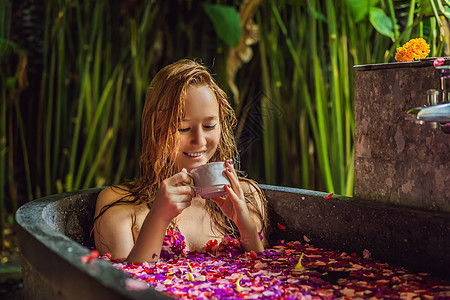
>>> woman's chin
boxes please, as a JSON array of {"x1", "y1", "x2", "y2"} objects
[{"x1": 181, "y1": 158, "x2": 208, "y2": 170}]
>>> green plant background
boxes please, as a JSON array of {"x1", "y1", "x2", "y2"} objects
[{"x1": 1, "y1": 0, "x2": 449, "y2": 246}]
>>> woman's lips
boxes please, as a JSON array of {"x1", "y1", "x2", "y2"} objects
[{"x1": 184, "y1": 151, "x2": 206, "y2": 159}]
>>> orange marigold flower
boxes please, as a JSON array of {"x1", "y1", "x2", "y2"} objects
[
  {"x1": 395, "y1": 46, "x2": 414, "y2": 62},
  {"x1": 395, "y1": 38, "x2": 430, "y2": 62}
]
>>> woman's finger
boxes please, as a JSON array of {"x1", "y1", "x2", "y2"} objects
[
  {"x1": 210, "y1": 196, "x2": 226, "y2": 207},
  {"x1": 226, "y1": 159, "x2": 237, "y2": 175},
  {"x1": 168, "y1": 170, "x2": 192, "y2": 186},
  {"x1": 224, "y1": 168, "x2": 244, "y2": 199},
  {"x1": 175, "y1": 185, "x2": 195, "y2": 197},
  {"x1": 174, "y1": 193, "x2": 193, "y2": 203},
  {"x1": 225, "y1": 184, "x2": 242, "y2": 205}
]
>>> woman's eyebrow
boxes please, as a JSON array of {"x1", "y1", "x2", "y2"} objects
[{"x1": 182, "y1": 116, "x2": 219, "y2": 121}]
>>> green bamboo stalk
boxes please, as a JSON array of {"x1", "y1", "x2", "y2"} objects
[
  {"x1": 267, "y1": 3, "x2": 285, "y2": 184},
  {"x1": 310, "y1": 0, "x2": 334, "y2": 192},
  {"x1": 103, "y1": 10, "x2": 112, "y2": 91},
  {"x1": 82, "y1": 5, "x2": 97, "y2": 131},
  {"x1": 104, "y1": 69, "x2": 124, "y2": 184},
  {"x1": 7, "y1": 105, "x2": 17, "y2": 212},
  {"x1": 326, "y1": 0, "x2": 344, "y2": 192},
  {"x1": 267, "y1": 21, "x2": 286, "y2": 184},
  {"x1": 66, "y1": 69, "x2": 88, "y2": 192},
  {"x1": 0, "y1": 0, "x2": 12, "y2": 245},
  {"x1": 75, "y1": 2, "x2": 86, "y2": 74},
  {"x1": 299, "y1": 110, "x2": 310, "y2": 188},
  {"x1": 140, "y1": 4, "x2": 159, "y2": 73},
  {"x1": 84, "y1": 65, "x2": 93, "y2": 129},
  {"x1": 131, "y1": 18, "x2": 144, "y2": 175},
  {"x1": 34, "y1": 3, "x2": 52, "y2": 198},
  {"x1": 312, "y1": 54, "x2": 334, "y2": 192},
  {"x1": 430, "y1": 18, "x2": 437, "y2": 56},
  {"x1": 294, "y1": 5, "x2": 310, "y2": 189},
  {"x1": 113, "y1": 146, "x2": 129, "y2": 184},
  {"x1": 402, "y1": 0, "x2": 417, "y2": 42},
  {"x1": 257, "y1": 11, "x2": 275, "y2": 184},
  {"x1": 92, "y1": 3, "x2": 103, "y2": 108},
  {"x1": 73, "y1": 73, "x2": 116, "y2": 189},
  {"x1": 13, "y1": 96, "x2": 33, "y2": 201},
  {"x1": 387, "y1": 0, "x2": 400, "y2": 40},
  {"x1": 339, "y1": 10, "x2": 353, "y2": 195},
  {"x1": 92, "y1": 29, "x2": 105, "y2": 168},
  {"x1": 44, "y1": 37, "x2": 57, "y2": 195},
  {"x1": 345, "y1": 147, "x2": 355, "y2": 196},
  {"x1": 0, "y1": 76, "x2": 7, "y2": 247},
  {"x1": 428, "y1": 0, "x2": 442, "y2": 29},
  {"x1": 419, "y1": 20, "x2": 423, "y2": 37},
  {"x1": 51, "y1": 20, "x2": 65, "y2": 183},
  {"x1": 82, "y1": 128, "x2": 113, "y2": 189}
]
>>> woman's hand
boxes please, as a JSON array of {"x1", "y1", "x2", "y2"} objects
[
  {"x1": 127, "y1": 169, "x2": 194, "y2": 263},
  {"x1": 211, "y1": 160, "x2": 264, "y2": 252},
  {"x1": 211, "y1": 161, "x2": 252, "y2": 230},
  {"x1": 151, "y1": 168, "x2": 195, "y2": 224}
]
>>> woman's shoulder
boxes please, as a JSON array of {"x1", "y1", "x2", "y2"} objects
[
  {"x1": 94, "y1": 185, "x2": 142, "y2": 257},
  {"x1": 97, "y1": 185, "x2": 134, "y2": 207},
  {"x1": 95, "y1": 185, "x2": 147, "y2": 220}
]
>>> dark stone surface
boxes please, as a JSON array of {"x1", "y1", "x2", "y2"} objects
[
  {"x1": 42, "y1": 195, "x2": 96, "y2": 247},
  {"x1": 354, "y1": 60, "x2": 450, "y2": 212}
]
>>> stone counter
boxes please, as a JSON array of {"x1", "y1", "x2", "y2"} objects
[{"x1": 354, "y1": 60, "x2": 450, "y2": 213}]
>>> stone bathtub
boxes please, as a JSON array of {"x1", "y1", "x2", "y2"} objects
[{"x1": 16, "y1": 185, "x2": 449, "y2": 299}]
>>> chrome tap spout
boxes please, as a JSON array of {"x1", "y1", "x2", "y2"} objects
[{"x1": 417, "y1": 103, "x2": 450, "y2": 123}]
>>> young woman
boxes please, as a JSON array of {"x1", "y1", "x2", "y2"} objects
[{"x1": 93, "y1": 59, "x2": 269, "y2": 263}]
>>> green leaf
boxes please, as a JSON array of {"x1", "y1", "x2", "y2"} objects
[
  {"x1": 418, "y1": 0, "x2": 450, "y2": 19},
  {"x1": 306, "y1": 1, "x2": 327, "y2": 23},
  {"x1": 344, "y1": 0, "x2": 380, "y2": 22},
  {"x1": 418, "y1": 0, "x2": 436, "y2": 18},
  {"x1": 444, "y1": 7, "x2": 450, "y2": 18},
  {"x1": 369, "y1": 7, "x2": 395, "y2": 39},
  {"x1": 202, "y1": 3, "x2": 241, "y2": 47}
]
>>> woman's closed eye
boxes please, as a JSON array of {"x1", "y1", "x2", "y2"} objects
[{"x1": 178, "y1": 124, "x2": 217, "y2": 132}]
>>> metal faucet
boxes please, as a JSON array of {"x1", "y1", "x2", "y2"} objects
[{"x1": 407, "y1": 65, "x2": 450, "y2": 134}]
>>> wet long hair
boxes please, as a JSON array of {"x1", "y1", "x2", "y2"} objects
[{"x1": 94, "y1": 59, "x2": 268, "y2": 239}]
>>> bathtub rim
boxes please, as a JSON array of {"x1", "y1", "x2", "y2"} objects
[{"x1": 15, "y1": 187, "x2": 171, "y2": 300}]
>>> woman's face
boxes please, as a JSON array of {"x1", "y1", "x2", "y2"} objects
[{"x1": 174, "y1": 85, "x2": 221, "y2": 171}]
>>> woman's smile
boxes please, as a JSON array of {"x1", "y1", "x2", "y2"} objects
[{"x1": 184, "y1": 151, "x2": 206, "y2": 158}]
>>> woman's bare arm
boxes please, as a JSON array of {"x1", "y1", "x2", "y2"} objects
[
  {"x1": 211, "y1": 160, "x2": 268, "y2": 253},
  {"x1": 94, "y1": 187, "x2": 136, "y2": 258},
  {"x1": 95, "y1": 171, "x2": 194, "y2": 263},
  {"x1": 240, "y1": 180, "x2": 270, "y2": 249}
]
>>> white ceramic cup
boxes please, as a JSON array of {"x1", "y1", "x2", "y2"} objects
[{"x1": 188, "y1": 162, "x2": 229, "y2": 199}]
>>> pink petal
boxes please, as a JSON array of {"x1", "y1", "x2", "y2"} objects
[
  {"x1": 125, "y1": 278, "x2": 149, "y2": 291},
  {"x1": 434, "y1": 57, "x2": 445, "y2": 67}
]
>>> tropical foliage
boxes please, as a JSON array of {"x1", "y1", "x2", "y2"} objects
[{"x1": 1, "y1": 0, "x2": 449, "y2": 247}]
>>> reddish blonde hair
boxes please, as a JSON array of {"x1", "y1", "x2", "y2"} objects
[
  {"x1": 96, "y1": 59, "x2": 267, "y2": 239},
  {"x1": 138, "y1": 59, "x2": 238, "y2": 196}
]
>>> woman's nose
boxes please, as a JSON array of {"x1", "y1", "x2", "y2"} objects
[{"x1": 191, "y1": 127, "x2": 207, "y2": 146}]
